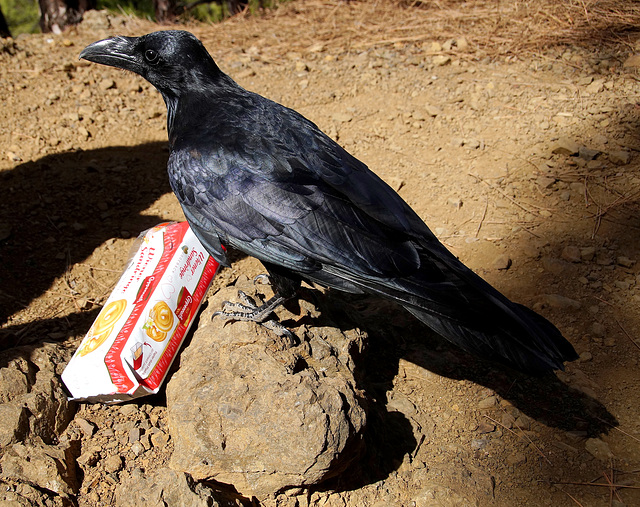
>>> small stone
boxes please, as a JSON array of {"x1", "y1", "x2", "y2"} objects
[
  {"x1": 471, "y1": 438, "x2": 489, "y2": 450},
  {"x1": 75, "y1": 417, "x2": 96, "y2": 438},
  {"x1": 585, "y1": 438, "x2": 613, "y2": 460},
  {"x1": 432, "y1": 55, "x2": 451, "y2": 66},
  {"x1": 540, "y1": 294, "x2": 581, "y2": 310},
  {"x1": 131, "y1": 441, "x2": 144, "y2": 456},
  {"x1": 578, "y1": 146, "x2": 600, "y2": 161},
  {"x1": 617, "y1": 256, "x2": 635, "y2": 268},
  {"x1": 609, "y1": 150, "x2": 630, "y2": 165},
  {"x1": 551, "y1": 138, "x2": 580, "y2": 156},
  {"x1": 463, "y1": 138, "x2": 481, "y2": 149},
  {"x1": 591, "y1": 322, "x2": 606, "y2": 338},
  {"x1": 493, "y1": 255, "x2": 512, "y2": 271},
  {"x1": 120, "y1": 404, "x2": 138, "y2": 417},
  {"x1": 579, "y1": 351, "x2": 593, "y2": 362},
  {"x1": 456, "y1": 37, "x2": 469, "y2": 51},
  {"x1": 596, "y1": 253, "x2": 613, "y2": 266},
  {"x1": 478, "y1": 396, "x2": 497, "y2": 409},
  {"x1": 129, "y1": 427, "x2": 141, "y2": 444},
  {"x1": 99, "y1": 78, "x2": 116, "y2": 90},
  {"x1": 477, "y1": 421, "x2": 495, "y2": 434},
  {"x1": 150, "y1": 430, "x2": 170, "y2": 448},
  {"x1": 561, "y1": 246, "x2": 581, "y2": 263},
  {"x1": 580, "y1": 247, "x2": 596, "y2": 261},
  {"x1": 77, "y1": 448, "x2": 100, "y2": 467},
  {"x1": 506, "y1": 452, "x2": 527, "y2": 466},
  {"x1": 331, "y1": 112, "x2": 353, "y2": 123},
  {"x1": 447, "y1": 197, "x2": 462, "y2": 208},
  {"x1": 537, "y1": 176, "x2": 556, "y2": 189},
  {"x1": 542, "y1": 257, "x2": 567, "y2": 275},
  {"x1": 103, "y1": 454, "x2": 123, "y2": 473},
  {"x1": 585, "y1": 79, "x2": 605, "y2": 94},
  {"x1": 623, "y1": 54, "x2": 640, "y2": 68},
  {"x1": 424, "y1": 104, "x2": 442, "y2": 117}
]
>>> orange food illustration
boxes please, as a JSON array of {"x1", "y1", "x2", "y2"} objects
[
  {"x1": 144, "y1": 321, "x2": 167, "y2": 342},
  {"x1": 150, "y1": 301, "x2": 174, "y2": 332},
  {"x1": 78, "y1": 299, "x2": 127, "y2": 356}
]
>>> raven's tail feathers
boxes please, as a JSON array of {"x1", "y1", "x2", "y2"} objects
[{"x1": 403, "y1": 302, "x2": 578, "y2": 376}]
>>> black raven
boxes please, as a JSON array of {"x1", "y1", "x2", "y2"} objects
[{"x1": 80, "y1": 30, "x2": 578, "y2": 375}]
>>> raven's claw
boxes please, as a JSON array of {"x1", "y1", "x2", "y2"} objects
[{"x1": 213, "y1": 291, "x2": 293, "y2": 338}]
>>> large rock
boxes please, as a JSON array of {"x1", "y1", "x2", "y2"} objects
[
  {"x1": 0, "y1": 439, "x2": 79, "y2": 497},
  {"x1": 0, "y1": 343, "x2": 75, "y2": 446},
  {"x1": 116, "y1": 468, "x2": 240, "y2": 507},
  {"x1": 167, "y1": 281, "x2": 367, "y2": 499}
]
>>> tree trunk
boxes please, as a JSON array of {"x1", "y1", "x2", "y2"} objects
[
  {"x1": 155, "y1": 0, "x2": 178, "y2": 23},
  {"x1": 38, "y1": 0, "x2": 96, "y2": 34},
  {"x1": 0, "y1": 7, "x2": 11, "y2": 38}
]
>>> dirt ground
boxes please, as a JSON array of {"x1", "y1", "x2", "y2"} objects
[{"x1": 2, "y1": 1, "x2": 640, "y2": 505}]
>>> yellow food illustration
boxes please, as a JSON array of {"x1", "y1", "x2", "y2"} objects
[
  {"x1": 150, "y1": 301, "x2": 174, "y2": 332},
  {"x1": 92, "y1": 299, "x2": 127, "y2": 336},
  {"x1": 78, "y1": 299, "x2": 127, "y2": 356}
]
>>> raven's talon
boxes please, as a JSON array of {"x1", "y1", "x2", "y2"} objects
[
  {"x1": 262, "y1": 319, "x2": 295, "y2": 340},
  {"x1": 253, "y1": 274, "x2": 270, "y2": 285}
]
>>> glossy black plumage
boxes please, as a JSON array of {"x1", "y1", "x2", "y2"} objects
[{"x1": 80, "y1": 30, "x2": 578, "y2": 375}]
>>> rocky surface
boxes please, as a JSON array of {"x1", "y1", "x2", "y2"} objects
[
  {"x1": 1, "y1": 2, "x2": 640, "y2": 506},
  {"x1": 167, "y1": 280, "x2": 367, "y2": 498}
]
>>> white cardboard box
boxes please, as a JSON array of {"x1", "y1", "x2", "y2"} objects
[{"x1": 62, "y1": 222, "x2": 220, "y2": 403}]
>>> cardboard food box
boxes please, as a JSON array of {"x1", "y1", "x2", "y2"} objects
[{"x1": 62, "y1": 222, "x2": 220, "y2": 403}]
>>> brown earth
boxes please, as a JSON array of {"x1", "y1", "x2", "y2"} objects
[{"x1": 1, "y1": 1, "x2": 640, "y2": 505}]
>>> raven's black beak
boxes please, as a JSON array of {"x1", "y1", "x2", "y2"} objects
[{"x1": 79, "y1": 36, "x2": 141, "y2": 73}]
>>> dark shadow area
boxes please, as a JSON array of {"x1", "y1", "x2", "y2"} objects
[
  {"x1": 0, "y1": 142, "x2": 171, "y2": 348},
  {"x1": 284, "y1": 288, "x2": 619, "y2": 496}
]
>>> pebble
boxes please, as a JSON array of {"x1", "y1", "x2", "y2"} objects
[
  {"x1": 609, "y1": 150, "x2": 630, "y2": 165},
  {"x1": 585, "y1": 79, "x2": 605, "y2": 94},
  {"x1": 493, "y1": 255, "x2": 512, "y2": 271},
  {"x1": 150, "y1": 430, "x2": 170, "y2": 448},
  {"x1": 551, "y1": 137, "x2": 580, "y2": 156},
  {"x1": 617, "y1": 256, "x2": 635, "y2": 268},
  {"x1": 506, "y1": 452, "x2": 527, "y2": 466},
  {"x1": 129, "y1": 427, "x2": 142, "y2": 444},
  {"x1": 591, "y1": 322, "x2": 606, "y2": 338},
  {"x1": 477, "y1": 421, "x2": 495, "y2": 434},
  {"x1": 542, "y1": 257, "x2": 567, "y2": 275},
  {"x1": 537, "y1": 176, "x2": 555, "y2": 189},
  {"x1": 120, "y1": 404, "x2": 138, "y2": 417},
  {"x1": 424, "y1": 104, "x2": 442, "y2": 117},
  {"x1": 579, "y1": 351, "x2": 593, "y2": 362},
  {"x1": 478, "y1": 396, "x2": 497, "y2": 409},
  {"x1": 561, "y1": 246, "x2": 581, "y2": 263},
  {"x1": 540, "y1": 294, "x2": 581, "y2": 310},
  {"x1": 75, "y1": 417, "x2": 96, "y2": 438},
  {"x1": 580, "y1": 247, "x2": 596, "y2": 261},
  {"x1": 103, "y1": 455, "x2": 123, "y2": 473},
  {"x1": 623, "y1": 54, "x2": 640, "y2": 68},
  {"x1": 99, "y1": 78, "x2": 116, "y2": 91},
  {"x1": 578, "y1": 146, "x2": 600, "y2": 161},
  {"x1": 584, "y1": 438, "x2": 613, "y2": 460},
  {"x1": 432, "y1": 55, "x2": 451, "y2": 66}
]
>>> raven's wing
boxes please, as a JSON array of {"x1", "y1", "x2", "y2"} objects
[{"x1": 168, "y1": 92, "x2": 577, "y2": 374}]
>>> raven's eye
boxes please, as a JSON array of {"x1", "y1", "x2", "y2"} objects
[{"x1": 144, "y1": 49, "x2": 159, "y2": 64}]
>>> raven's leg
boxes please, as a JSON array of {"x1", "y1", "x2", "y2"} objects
[{"x1": 212, "y1": 264, "x2": 302, "y2": 338}]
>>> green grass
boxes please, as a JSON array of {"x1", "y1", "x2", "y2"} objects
[{"x1": 0, "y1": 0, "x2": 277, "y2": 36}]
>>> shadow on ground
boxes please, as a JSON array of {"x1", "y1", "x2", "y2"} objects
[{"x1": 0, "y1": 142, "x2": 171, "y2": 348}]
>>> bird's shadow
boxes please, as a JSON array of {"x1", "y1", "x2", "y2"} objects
[
  {"x1": 0, "y1": 142, "x2": 176, "y2": 349},
  {"x1": 287, "y1": 289, "x2": 617, "y2": 495}
]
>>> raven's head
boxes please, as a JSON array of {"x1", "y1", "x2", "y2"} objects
[{"x1": 80, "y1": 30, "x2": 223, "y2": 99}]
